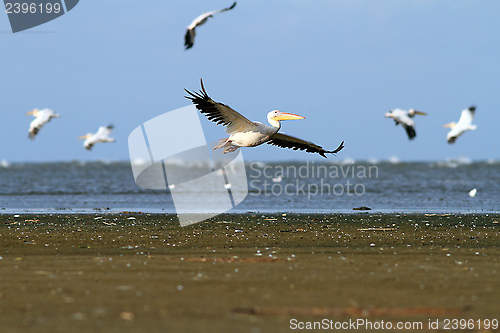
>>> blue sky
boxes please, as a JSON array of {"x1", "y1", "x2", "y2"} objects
[{"x1": 1, "y1": 1, "x2": 499, "y2": 162}]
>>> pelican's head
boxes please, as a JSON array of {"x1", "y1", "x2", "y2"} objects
[
  {"x1": 78, "y1": 133, "x2": 93, "y2": 140},
  {"x1": 443, "y1": 122, "x2": 456, "y2": 129},
  {"x1": 268, "y1": 110, "x2": 305, "y2": 122},
  {"x1": 384, "y1": 110, "x2": 394, "y2": 118},
  {"x1": 408, "y1": 109, "x2": 427, "y2": 117},
  {"x1": 26, "y1": 108, "x2": 39, "y2": 117}
]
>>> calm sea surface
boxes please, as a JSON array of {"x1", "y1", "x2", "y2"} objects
[{"x1": 0, "y1": 159, "x2": 499, "y2": 214}]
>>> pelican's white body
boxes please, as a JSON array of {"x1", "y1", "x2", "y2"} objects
[
  {"x1": 385, "y1": 109, "x2": 415, "y2": 127},
  {"x1": 445, "y1": 107, "x2": 477, "y2": 143},
  {"x1": 228, "y1": 118, "x2": 279, "y2": 147},
  {"x1": 81, "y1": 126, "x2": 115, "y2": 150},
  {"x1": 28, "y1": 108, "x2": 60, "y2": 139},
  {"x1": 384, "y1": 108, "x2": 426, "y2": 140}
]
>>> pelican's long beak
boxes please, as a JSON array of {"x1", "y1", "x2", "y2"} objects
[
  {"x1": 414, "y1": 111, "x2": 427, "y2": 115},
  {"x1": 443, "y1": 122, "x2": 454, "y2": 129},
  {"x1": 272, "y1": 112, "x2": 305, "y2": 121},
  {"x1": 78, "y1": 134, "x2": 90, "y2": 140},
  {"x1": 384, "y1": 112, "x2": 393, "y2": 118},
  {"x1": 25, "y1": 109, "x2": 38, "y2": 116}
]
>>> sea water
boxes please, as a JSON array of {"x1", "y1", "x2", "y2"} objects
[{"x1": 0, "y1": 158, "x2": 499, "y2": 214}]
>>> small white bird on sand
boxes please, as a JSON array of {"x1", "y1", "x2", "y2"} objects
[
  {"x1": 443, "y1": 106, "x2": 477, "y2": 144},
  {"x1": 78, "y1": 125, "x2": 115, "y2": 150},
  {"x1": 272, "y1": 175, "x2": 283, "y2": 183},
  {"x1": 184, "y1": 2, "x2": 236, "y2": 50},
  {"x1": 469, "y1": 188, "x2": 477, "y2": 197},
  {"x1": 26, "y1": 108, "x2": 60, "y2": 139},
  {"x1": 384, "y1": 109, "x2": 427, "y2": 140}
]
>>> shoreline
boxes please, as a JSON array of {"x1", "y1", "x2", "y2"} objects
[{"x1": 1, "y1": 209, "x2": 500, "y2": 215}]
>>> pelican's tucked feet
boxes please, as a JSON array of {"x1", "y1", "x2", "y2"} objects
[
  {"x1": 214, "y1": 138, "x2": 229, "y2": 150},
  {"x1": 223, "y1": 145, "x2": 239, "y2": 154}
]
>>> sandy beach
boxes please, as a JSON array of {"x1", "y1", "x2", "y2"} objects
[{"x1": 0, "y1": 213, "x2": 499, "y2": 332}]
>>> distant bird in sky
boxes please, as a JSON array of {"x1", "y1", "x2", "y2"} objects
[
  {"x1": 78, "y1": 125, "x2": 115, "y2": 150},
  {"x1": 469, "y1": 188, "x2": 477, "y2": 197},
  {"x1": 184, "y1": 1, "x2": 236, "y2": 50},
  {"x1": 385, "y1": 109, "x2": 427, "y2": 140},
  {"x1": 185, "y1": 79, "x2": 344, "y2": 158},
  {"x1": 443, "y1": 106, "x2": 477, "y2": 144},
  {"x1": 26, "y1": 108, "x2": 60, "y2": 139}
]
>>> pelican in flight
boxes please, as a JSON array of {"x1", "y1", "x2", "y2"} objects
[
  {"x1": 443, "y1": 106, "x2": 477, "y2": 144},
  {"x1": 184, "y1": 2, "x2": 236, "y2": 50},
  {"x1": 384, "y1": 108, "x2": 427, "y2": 140},
  {"x1": 184, "y1": 79, "x2": 344, "y2": 158},
  {"x1": 26, "y1": 108, "x2": 60, "y2": 139},
  {"x1": 78, "y1": 125, "x2": 115, "y2": 150}
]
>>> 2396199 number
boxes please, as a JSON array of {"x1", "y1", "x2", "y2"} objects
[
  {"x1": 442, "y1": 319, "x2": 498, "y2": 330},
  {"x1": 5, "y1": 3, "x2": 61, "y2": 14}
]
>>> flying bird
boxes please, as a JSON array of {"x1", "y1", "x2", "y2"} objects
[
  {"x1": 184, "y1": 79, "x2": 344, "y2": 158},
  {"x1": 26, "y1": 108, "x2": 60, "y2": 139},
  {"x1": 184, "y1": 2, "x2": 236, "y2": 50},
  {"x1": 384, "y1": 108, "x2": 427, "y2": 140},
  {"x1": 443, "y1": 106, "x2": 477, "y2": 144},
  {"x1": 78, "y1": 125, "x2": 115, "y2": 150}
]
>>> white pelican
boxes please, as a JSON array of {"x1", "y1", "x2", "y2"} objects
[
  {"x1": 184, "y1": 79, "x2": 344, "y2": 158},
  {"x1": 443, "y1": 106, "x2": 477, "y2": 144},
  {"x1": 78, "y1": 125, "x2": 115, "y2": 150},
  {"x1": 384, "y1": 108, "x2": 427, "y2": 140},
  {"x1": 184, "y1": 2, "x2": 236, "y2": 50},
  {"x1": 26, "y1": 108, "x2": 60, "y2": 139}
]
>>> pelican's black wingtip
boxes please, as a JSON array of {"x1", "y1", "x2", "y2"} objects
[
  {"x1": 332, "y1": 140, "x2": 345, "y2": 154},
  {"x1": 405, "y1": 126, "x2": 416, "y2": 140},
  {"x1": 199, "y1": 78, "x2": 209, "y2": 97},
  {"x1": 322, "y1": 141, "x2": 345, "y2": 158},
  {"x1": 184, "y1": 81, "x2": 210, "y2": 102},
  {"x1": 184, "y1": 88, "x2": 195, "y2": 101}
]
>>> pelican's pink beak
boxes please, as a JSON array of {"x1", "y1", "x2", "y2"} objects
[{"x1": 272, "y1": 111, "x2": 305, "y2": 121}]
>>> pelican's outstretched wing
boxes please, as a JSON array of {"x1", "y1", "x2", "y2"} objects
[
  {"x1": 267, "y1": 133, "x2": 344, "y2": 158},
  {"x1": 457, "y1": 106, "x2": 475, "y2": 126},
  {"x1": 402, "y1": 124, "x2": 416, "y2": 140},
  {"x1": 205, "y1": 1, "x2": 236, "y2": 17},
  {"x1": 184, "y1": 29, "x2": 195, "y2": 49},
  {"x1": 184, "y1": 79, "x2": 256, "y2": 134},
  {"x1": 95, "y1": 125, "x2": 114, "y2": 139}
]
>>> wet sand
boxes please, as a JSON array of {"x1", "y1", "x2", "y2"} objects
[{"x1": 0, "y1": 213, "x2": 499, "y2": 332}]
